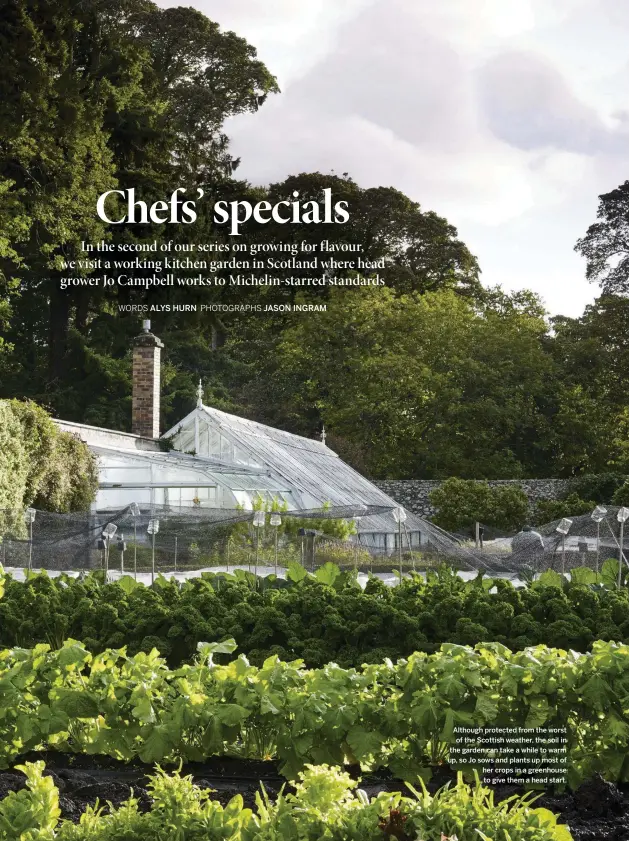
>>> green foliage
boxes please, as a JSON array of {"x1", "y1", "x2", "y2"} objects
[
  {"x1": 531, "y1": 472, "x2": 629, "y2": 523},
  {"x1": 0, "y1": 761, "x2": 60, "y2": 840},
  {"x1": 612, "y1": 481, "x2": 629, "y2": 506},
  {"x1": 182, "y1": 497, "x2": 358, "y2": 570},
  {"x1": 550, "y1": 297, "x2": 629, "y2": 476},
  {"x1": 262, "y1": 173, "x2": 482, "y2": 297},
  {"x1": 0, "y1": 0, "x2": 117, "y2": 277},
  {"x1": 314, "y1": 541, "x2": 372, "y2": 568},
  {"x1": 430, "y1": 478, "x2": 529, "y2": 532},
  {"x1": 0, "y1": 401, "x2": 28, "y2": 514},
  {"x1": 0, "y1": 762, "x2": 571, "y2": 841},
  {"x1": 565, "y1": 473, "x2": 628, "y2": 504},
  {"x1": 0, "y1": 0, "x2": 278, "y2": 398},
  {"x1": 5, "y1": 565, "x2": 629, "y2": 673},
  {"x1": 533, "y1": 493, "x2": 596, "y2": 525},
  {"x1": 245, "y1": 286, "x2": 575, "y2": 480},
  {"x1": 247, "y1": 495, "x2": 356, "y2": 541},
  {"x1": 575, "y1": 181, "x2": 629, "y2": 294},
  {"x1": 0, "y1": 400, "x2": 98, "y2": 516},
  {"x1": 0, "y1": 632, "x2": 628, "y2": 789}
]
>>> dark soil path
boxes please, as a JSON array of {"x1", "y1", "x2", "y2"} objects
[{"x1": 1, "y1": 754, "x2": 627, "y2": 841}]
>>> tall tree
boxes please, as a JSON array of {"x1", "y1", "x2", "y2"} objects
[
  {"x1": 550, "y1": 294, "x2": 629, "y2": 473},
  {"x1": 259, "y1": 173, "x2": 483, "y2": 299},
  {"x1": 0, "y1": 0, "x2": 121, "y2": 379},
  {"x1": 551, "y1": 295, "x2": 629, "y2": 410},
  {"x1": 575, "y1": 180, "x2": 629, "y2": 294},
  {"x1": 0, "y1": 0, "x2": 278, "y2": 389}
]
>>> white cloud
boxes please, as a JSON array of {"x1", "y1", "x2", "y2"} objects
[
  {"x1": 155, "y1": 0, "x2": 369, "y2": 82},
  {"x1": 156, "y1": 0, "x2": 629, "y2": 316}
]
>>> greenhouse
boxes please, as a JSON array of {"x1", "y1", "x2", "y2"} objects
[{"x1": 57, "y1": 400, "x2": 427, "y2": 553}]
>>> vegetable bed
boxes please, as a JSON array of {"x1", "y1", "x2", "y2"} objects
[
  {"x1": 1, "y1": 753, "x2": 627, "y2": 840},
  {"x1": 2, "y1": 568, "x2": 628, "y2": 839},
  {"x1": 2, "y1": 638, "x2": 629, "y2": 787},
  {"x1": 2, "y1": 564, "x2": 629, "y2": 669},
  {"x1": 0, "y1": 760, "x2": 574, "y2": 841}
]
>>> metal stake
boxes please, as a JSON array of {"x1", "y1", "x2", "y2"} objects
[
  {"x1": 561, "y1": 535, "x2": 565, "y2": 575},
  {"x1": 274, "y1": 528, "x2": 278, "y2": 576},
  {"x1": 403, "y1": 522, "x2": 414, "y2": 572},
  {"x1": 619, "y1": 520, "x2": 625, "y2": 587}
]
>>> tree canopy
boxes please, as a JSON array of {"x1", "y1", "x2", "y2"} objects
[
  {"x1": 1, "y1": 0, "x2": 629, "y2": 486},
  {"x1": 575, "y1": 181, "x2": 629, "y2": 295},
  {"x1": 231, "y1": 286, "x2": 610, "y2": 479},
  {"x1": 0, "y1": 0, "x2": 278, "y2": 382}
]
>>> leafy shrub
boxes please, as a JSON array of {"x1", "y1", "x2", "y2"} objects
[
  {"x1": 0, "y1": 399, "x2": 98, "y2": 516},
  {"x1": 0, "y1": 402, "x2": 30, "y2": 515},
  {"x1": 430, "y1": 478, "x2": 528, "y2": 532},
  {"x1": 566, "y1": 473, "x2": 628, "y2": 504},
  {"x1": 534, "y1": 493, "x2": 596, "y2": 525}
]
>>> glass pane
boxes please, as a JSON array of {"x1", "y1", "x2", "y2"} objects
[
  {"x1": 208, "y1": 428, "x2": 221, "y2": 457},
  {"x1": 220, "y1": 435, "x2": 232, "y2": 460}
]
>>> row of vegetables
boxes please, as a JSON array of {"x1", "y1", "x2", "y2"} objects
[
  {"x1": 1, "y1": 562, "x2": 628, "y2": 668},
  {"x1": 1, "y1": 634, "x2": 628, "y2": 788},
  {"x1": 0, "y1": 761, "x2": 570, "y2": 841}
]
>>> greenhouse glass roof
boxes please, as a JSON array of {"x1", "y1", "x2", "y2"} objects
[{"x1": 164, "y1": 405, "x2": 429, "y2": 536}]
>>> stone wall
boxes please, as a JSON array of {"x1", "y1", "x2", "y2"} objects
[{"x1": 374, "y1": 478, "x2": 571, "y2": 519}]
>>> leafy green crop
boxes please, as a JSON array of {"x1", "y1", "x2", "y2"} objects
[
  {"x1": 0, "y1": 761, "x2": 572, "y2": 841},
  {"x1": 0, "y1": 636, "x2": 628, "y2": 788},
  {"x1": 2, "y1": 564, "x2": 629, "y2": 669}
]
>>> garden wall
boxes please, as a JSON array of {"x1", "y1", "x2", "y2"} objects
[{"x1": 374, "y1": 478, "x2": 571, "y2": 519}]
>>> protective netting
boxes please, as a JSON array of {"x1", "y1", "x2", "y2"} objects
[
  {"x1": 443, "y1": 508, "x2": 629, "y2": 575},
  {"x1": 0, "y1": 504, "x2": 411, "y2": 575},
  {"x1": 0, "y1": 504, "x2": 625, "y2": 578}
]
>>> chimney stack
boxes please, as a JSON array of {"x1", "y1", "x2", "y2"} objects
[{"x1": 132, "y1": 320, "x2": 164, "y2": 438}]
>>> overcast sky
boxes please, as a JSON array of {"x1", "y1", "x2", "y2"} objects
[{"x1": 158, "y1": 0, "x2": 629, "y2": 316}]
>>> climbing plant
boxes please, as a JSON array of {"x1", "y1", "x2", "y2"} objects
[{"x1": 0, "y1": 400, "x2": 98, "y2": 515}]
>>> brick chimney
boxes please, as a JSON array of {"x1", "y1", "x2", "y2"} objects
[{"x1": 132, "y1": 320, "x2": 164, "y2": 438}]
